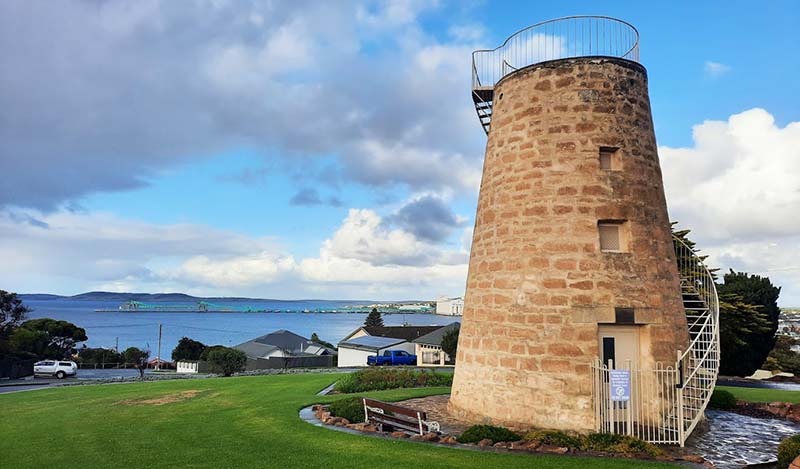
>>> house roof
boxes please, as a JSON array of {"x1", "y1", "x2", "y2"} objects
[
  {"x1": 363, "y1": 325, "x2": 444, "y2": 341},
  {"x1": 412, "y1": 322, "x2": 460, "y2": 346},
  {"x1": 235, "y1": 329, "x2": 336, "y2": 359},
  {"x1": 339, "y1": 335, "x2": 408, "y2": 352}
]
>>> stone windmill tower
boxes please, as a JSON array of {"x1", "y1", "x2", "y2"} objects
[{"x1": 449, "y1": 16, "x2": 719, "y2": 446}]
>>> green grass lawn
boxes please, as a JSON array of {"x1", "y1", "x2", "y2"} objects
[
  {"x1": 0, "y1": 373, "x2": 677, "y2": 468},
  {"x1": 717, "y1": 385, "x2": 800, "y2": 404}
]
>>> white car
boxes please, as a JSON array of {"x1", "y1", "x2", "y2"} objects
[{"x1": 34, "y1": 360, "x2": 78, "y2": 379}]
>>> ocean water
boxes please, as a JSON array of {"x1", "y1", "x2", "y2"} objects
[{"x1": 23, "y1": 299, "x2": 461, "y2": 354}]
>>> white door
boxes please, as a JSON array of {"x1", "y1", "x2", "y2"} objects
[
  {"x1": 598, "y1": 325, "x2": 641, "y2": 423},
  {"x1": 597, "y1": 325, "x2": 639, "y2": 370}
]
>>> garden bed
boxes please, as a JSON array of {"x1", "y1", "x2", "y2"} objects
[{"x1": 312, "y1": 395, "x2": 712, "y2": 467}]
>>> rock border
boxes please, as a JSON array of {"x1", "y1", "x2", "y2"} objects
[{"x1": 300, "y1": 404, "x2": 713, "y2": 468}]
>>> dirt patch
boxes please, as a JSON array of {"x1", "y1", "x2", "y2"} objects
[{"x1": 117, "y1": 390, "x2": 204, "y2": 406}]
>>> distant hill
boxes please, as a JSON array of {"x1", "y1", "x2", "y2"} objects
[{"x1": 18, "y1": 292, "x2": 383, "y2": 304}]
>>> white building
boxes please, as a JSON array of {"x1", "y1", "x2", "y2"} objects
[
  {"x1": 337, "y1": 336, "x2": 415, "y2": 367},
  {"x1": 436, "y1": 296, "x2": 464, "y2": 316}
]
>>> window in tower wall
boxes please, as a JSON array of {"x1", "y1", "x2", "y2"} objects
[
  {"x1": 599, "y1": 146, "x2": 621, "y2": 171},
  {"x1": 598, "y1": 220, "x2": 629, "y2": 252}
]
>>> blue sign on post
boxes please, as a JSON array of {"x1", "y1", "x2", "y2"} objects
[{"x1": 609, "y1": 370, "x2": 631, "y2": 402}]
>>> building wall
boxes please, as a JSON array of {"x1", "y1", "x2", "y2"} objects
[
  {"x1": 436, "y1": 298, "x2": 464, "y2": 316},
  {"x1": 449, "y1": 57, "x2": 688, "y2": 432},
  {"x1": 337, "y1": 342, "x2": 416, "y2": 367}
]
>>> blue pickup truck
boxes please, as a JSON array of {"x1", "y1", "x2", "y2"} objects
[{"x1": 367, "y1": 350, "x2": 417, "y2": 366}]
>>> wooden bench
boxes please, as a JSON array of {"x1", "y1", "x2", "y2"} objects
[{"x1": 362, "y1": 398, "x2": 440, "y2": 435}]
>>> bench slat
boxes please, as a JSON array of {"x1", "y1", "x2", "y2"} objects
[{"x1": 362, "y1": 398, "x2": 426, "y2": 420}]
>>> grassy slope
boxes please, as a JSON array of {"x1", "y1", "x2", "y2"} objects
[
  {"x1": 0, "y1": 374, "x2": 676, "y2": 469},
  {"x1": 717, "y1": 385, "x2": 800, "y2": 404}
]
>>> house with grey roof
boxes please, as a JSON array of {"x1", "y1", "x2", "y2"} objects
[
  {"x1": 412, "y1": 322, "x2": 460, "y2": 367},
  {"x1": 234, "y1": 330, "x2": 336, "y2": 370},
  {"x1": 337, "y1": 323, "x2": 460, "y2": 367}
]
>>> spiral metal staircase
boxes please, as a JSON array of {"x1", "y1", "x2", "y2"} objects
[
  {"x1": 671, "y1": 235, "x2": 721, "y2": 444},
  {"x1": 589, "y1": 236, "x2": 720, "y2": 446}
]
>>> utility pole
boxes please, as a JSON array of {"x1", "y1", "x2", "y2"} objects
[
  {"x1": 156, "y1": 324, "x2": 162, "y2": 371},
  {"x1": 115, "y1": 337, "x2": 119, "y2": 353}
]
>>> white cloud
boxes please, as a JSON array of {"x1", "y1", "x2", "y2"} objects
[
  {"x1": 661, "y1": 108, "x2": 800, "y2": 305},
  {"x1": 704, "y1": 61, "x2": 731, "y2": 77},
  {"x1": 0, "y1": 207, "x2": 468, "y2": 300}
]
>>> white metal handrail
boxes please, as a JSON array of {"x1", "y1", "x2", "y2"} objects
[
  {"x1": 592, "y1": 234, "x2": 720, "y2": 446},
  {"x1": 472, "y1": 16, "x2": 640, "y2": 91}
]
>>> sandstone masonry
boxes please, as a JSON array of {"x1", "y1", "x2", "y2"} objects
[{"x1": 449, "y1": 57, "x2": 689, "y2": 431}]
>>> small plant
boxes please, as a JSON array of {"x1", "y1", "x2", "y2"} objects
[
  {"x1": 205, "y1": 347, "x2": 247, "y2": 377},
  {"x1": 583, "y1": 433, "x2": 663, "y2": 456},
  {"x1": 328, "y1": 397, "x2": 365, "y2": 423},
  {"x1": 708, "y1": 389, "x2": 737, "y2": 410},
  {"x1": 778, "y1": 434, "x2": 800, "y2": 468},
  {"x1": 333, "y1": 368, "x2": 453, "y2": 393},
  {"x1": 524, "y1": 429, "x2": 583, "y2": 448},
  {"x1": 457, "y1": 425, "x2": 521, "y2": 444}
]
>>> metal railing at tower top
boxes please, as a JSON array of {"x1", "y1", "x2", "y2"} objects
[{"x1": 472, "y1": 16, "x2": 640, "y2": 91}]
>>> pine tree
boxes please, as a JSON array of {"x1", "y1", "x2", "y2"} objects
[{"x1": 364, "y1": 308, "x2": 384, "y2": 327}]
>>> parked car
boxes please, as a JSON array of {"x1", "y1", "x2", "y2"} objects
[
  {"x1": 33, "y1": 360, "x2": 78, "y2": 379},
  {"x1": 367, "y1": 350, "x2": 417, "y2": 366}
]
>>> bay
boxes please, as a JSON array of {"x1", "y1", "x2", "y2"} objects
[{"x1": 24, "y1": 299, "x2": 461, "y2": 354}]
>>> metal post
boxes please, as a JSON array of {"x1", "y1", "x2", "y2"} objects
[{"x1": 156, "y1": 324, "x2": 162, "y2": 371}]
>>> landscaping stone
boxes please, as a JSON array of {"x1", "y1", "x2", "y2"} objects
[
  {"x1": 439, "y1": 436, "x2": 458, "y2": 445},
  {"x1": 539, "y1": 444, "x2": 569, "y2": 454},
  {"x1": 477, "y1": 438, "x2": 493, "y2": 447},
  {"x1": 790, "y1": 455, "x2": 800, "y2": 469},
  {"x1": 510, "y1": 440, "x2": 541, "y2": 451},
  {"x1": 391, "y1": 431, "x2": 409, "y2": 439}
]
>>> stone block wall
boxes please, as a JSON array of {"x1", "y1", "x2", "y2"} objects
[{"x1": 449, "y1": 57, "x2": 688, "y2": 432}]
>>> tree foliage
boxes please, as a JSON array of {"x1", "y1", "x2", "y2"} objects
[
  {"x1": 199, "y1": 345, "x2": 227, "y2": 361},
  {"x1": 672, "y1": 226, "x2": 781, "y2": 377},
  {"x1": 364, "y1": 308, "x2": 384, "y2": 328},
  {"x1": 310, "y1": 332, "x2": 335, "y2": 350},
  {"x1": 123, "y1": 347, "x2": 150, "y2": 378},
  {"x1": 206, "y1": 347, "x2": 247, "y2": 377},
  {"x1": 78, "y1": 347, "x2": 123, "y2": 365},
  {"x1": 10, "y1": 318, "x2": 87, "y2": 359},
  {"x1": 717, "y1": 269, "x2": 781, "y2": 375},
  {"x1": 0, "y1": 290, "x2": 30, "y2": 356},
  {"x1": 440, "y1": 325, "x2": 460, "y2": 362},
  {"x1": 766, "y1": 336, "x2": 800, "y2": 375},
  {"x1": 171, "y1": 337, "x2": 206, "y2": 361}
]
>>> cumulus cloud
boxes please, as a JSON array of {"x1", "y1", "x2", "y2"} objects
[
  {"x1": 704, "y1": 61, "x2": 731, "y2": 77},
  {"x1": 0, "y1": 206, "x2": 468, "y2": 299},
  {"x1": 661, "y1": 108, "x2": 800, "y2": 304},
  {"x1": 389, "y1": 194, "x2": 466, "y2": 242},
  {"x1": 0, "y1": 0, "x2": 485, "y2": 210}
]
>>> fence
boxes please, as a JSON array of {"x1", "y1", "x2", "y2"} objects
[
  {"x1": 591, "y1": 358, "x2": 682, "y2": 444},
  {"x1": 592, "y1": 234, "x2": 720, "y2": 446},
  {"x1": 472, "y1": 16, "x2": 640, "y2": 90},
  {"x1": 0, "y1": 357, "x2": 35, "y2": 379}
]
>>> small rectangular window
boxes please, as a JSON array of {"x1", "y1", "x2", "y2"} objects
[
  {"x1": 598, "y1": 220, "x2": 629, "y2": 252},
  {"x1": 602, "y1": 337, "x2": 616, "y2": 367},
  {"x1": 615, "y1": 308, "x2": 635, "y2": 324},
  {"x1": 599, "y1": 147, "x2": 620, "y2": 171}
]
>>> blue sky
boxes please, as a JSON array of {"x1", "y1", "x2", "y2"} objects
[{"x1": 1, "y1": 1, "x2": 799, "y2": 304}]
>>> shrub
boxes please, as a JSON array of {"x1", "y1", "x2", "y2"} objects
[
  {"x1": 206, "y1": 347, "x2": 247, "y2": 377},
  {"x1": 328, "y1": 397, "x2": 365, "y2": 423},
  {"x1": 583, "y1": 433, "x2": 663, "y2": 456},
  {"x1": 457, "y1": 425, "x2": 521, "y2": 444},
  {"x1": 524, "y1": 429, "x2": 583, "y2": 448},
  {"x1": 708, "y1": 389, "x2": 737, "y2": 410},
  {"x1": 778, "y1": 434, "x2": 800, "y2": 468},
  {"x1": 333, "y1": 368, "x2": 453, "y2": 393}
]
